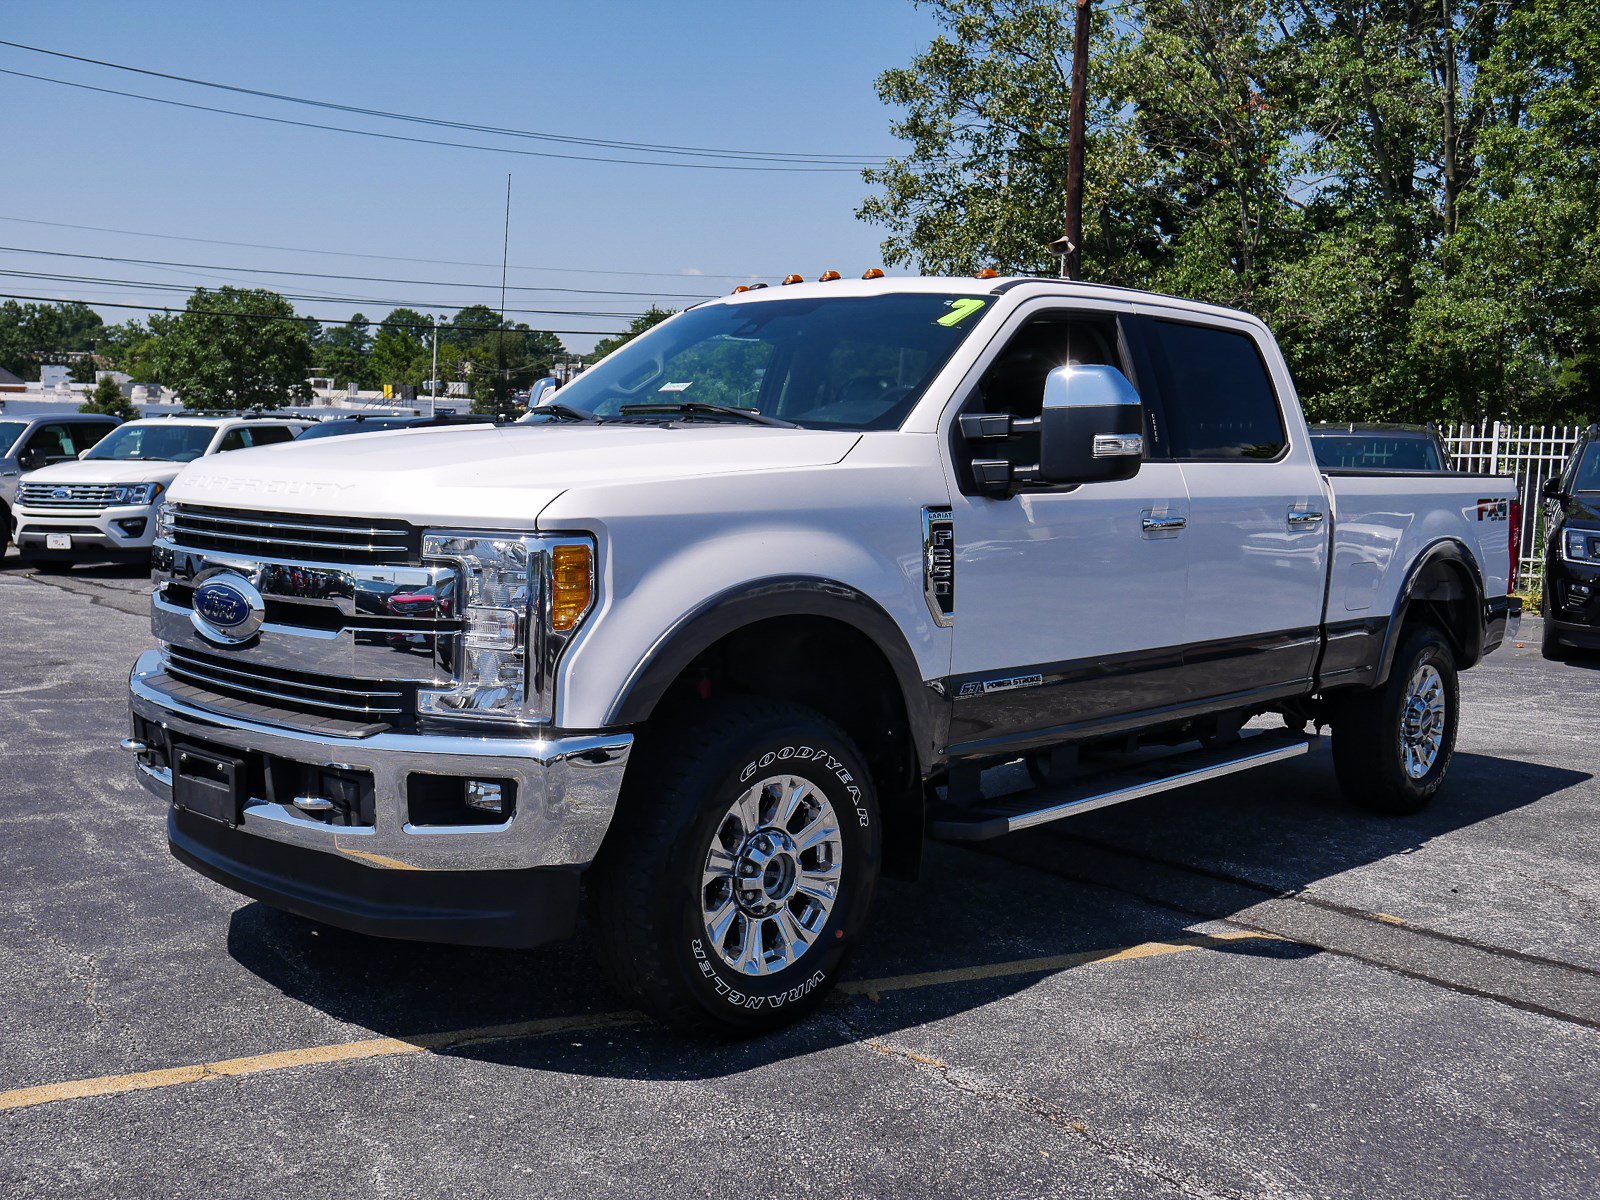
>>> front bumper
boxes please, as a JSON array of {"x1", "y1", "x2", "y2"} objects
[
  {"x1": 14, "y1": 502, "x2": 158, "y2": 558},
  {"x1": 129, "y1": 649, "x2": 632, "y2": 946}
]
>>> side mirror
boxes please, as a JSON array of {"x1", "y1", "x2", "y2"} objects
[
  {"x1": 1035, "y1": 364, "x2": 1144, "y2": 484},
  {"x1": 528, "y1": 376, "x2": 558, "y2": 407},
  {"x1": 19, "y1": 450, "x2": 44, "y2": 471},
  {"x1": 1541, "y1": 478, "x2": 1564, "y2": 501}
]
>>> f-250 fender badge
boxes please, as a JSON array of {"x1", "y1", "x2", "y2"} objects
[
  {"x1": 922, "y1": 506, "x2": 955, "y2": 628},
  {"x1": 1476, "y1": 498, "x2": 1509, "y2": 522}
]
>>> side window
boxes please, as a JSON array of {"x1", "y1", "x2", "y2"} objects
[
  {"x1": 1147, "y1": 320, "x2": 1285, "y2": 461},
  {"x1": 25, "y1": 424, "x2": 76, "y2": 462},
  {"x1": 72, "y1": 422, "x2": 114, "y2": 451},
  {"x1": 246, "y1": 426, "x2": 295, "y2": 446},
  {"x1": 966, "y1": 315, "x2": 1126, "y2": 473},
  {"x1": 216, "y1": 428, "x2": 248, "y2": 453}
]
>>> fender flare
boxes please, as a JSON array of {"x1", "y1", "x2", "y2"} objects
[
  {"x1": 1376, "y1": 537, "x2": 1486, "y2": 684},
  {"x1": 605, "y1": 575, "x2": 945, "y2": 775}
]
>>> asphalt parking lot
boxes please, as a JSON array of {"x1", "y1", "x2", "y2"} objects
[{"x1": 1, "y1": 551, "x2": 1596, "y2": 1200}]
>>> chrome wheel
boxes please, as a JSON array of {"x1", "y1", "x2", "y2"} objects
[
  {"x1": 1399, "y1": 662, "x2": 1447, "y2": 779},
  {"x1": 701, "y1": 774, "x2": 842, "y2": 977}
]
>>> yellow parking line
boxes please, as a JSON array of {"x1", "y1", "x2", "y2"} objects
[{"x1": 0, "y1": 930, "x2": 1279, "y2": 1114}]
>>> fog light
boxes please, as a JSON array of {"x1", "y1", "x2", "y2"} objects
[
  {"x1": 464, "y1": 780, "x2": 505, "y2": 814},
  {"x1": 115, "y1": 517, "x2": 148, "y2": 538}
]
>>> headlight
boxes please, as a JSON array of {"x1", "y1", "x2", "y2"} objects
[
  {"x1": 418, "y1": 531, "x2": 595, "y2": 724},
  {"x1": 111, "y1": 482, "x2": 163, "y2": 505},
  {"x1": 155, "y1": 503, "x2": 175, "y2": 539},
  {"x1": 1565, "y1": 528, "x2": 1598, "y2": 562}
]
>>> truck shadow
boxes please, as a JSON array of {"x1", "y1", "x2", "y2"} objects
[{"x1": 224, "y1": 748, "x2": 1586, "y2": 1078}]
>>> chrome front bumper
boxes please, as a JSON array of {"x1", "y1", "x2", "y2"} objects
[{"x1": 129, "y1": 649, "x2": 631, "y2": 872}]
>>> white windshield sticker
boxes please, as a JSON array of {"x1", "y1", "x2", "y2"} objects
[{"x1": 659, "y1": 381, "x2": 694, "y2": 393}]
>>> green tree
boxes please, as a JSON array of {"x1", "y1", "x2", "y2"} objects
[
  {"x1": 368, "y1": 308, "x2": 430, "y2": 388},
  {"x1": 0, "y1": 300, "x2": 105, "y2": 380},
  {"x1": 150, "y1": 287, "x2": 314, "y2": 411},
  {"x1": 588, "y1": 307, "x2": 676, "y2": 362},
  {"x1": 80, "y1": 374, "x2": 138, "y2": 421},
  {"x1": 467, "y1": 325, "x2": 568, "y2": 415},
  {"x1": 860, "y1": 0, "x2": 1600, "y2": 424},
  {"x1": 315, "y1": 313, "x2": 373, "y2": 389}
]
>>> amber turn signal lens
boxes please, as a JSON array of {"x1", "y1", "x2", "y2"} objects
[
  {"x1": 818, "y1": 270, "x2": 842, "y2": 281},
  {"x1": 782, "y1": 274, "x2": 804, "y2": 285},
  {"x1": 861, "y1": 268, "x2": 885, "y2": 279},
  {"x1": 550, "y1": 544, "x2": 593, "y2": 632}
]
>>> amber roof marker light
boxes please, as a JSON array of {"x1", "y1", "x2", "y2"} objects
[
  {"x1": 782, "y1": 274, "x2": 805, "y2": 285},
  {"x1": 862, "y1": 268, "x2": 885, "y2": 279},
  {"x1": 975, "y1": 267, "x2": 1000, "y2": 279},
  {"x1": 818, "y1": 270, "x2": 842, "y2": 282}
]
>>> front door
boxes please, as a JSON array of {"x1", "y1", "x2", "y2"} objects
[{"x1": 941, "y1": 302, "x2": 1191, "y2": 756}]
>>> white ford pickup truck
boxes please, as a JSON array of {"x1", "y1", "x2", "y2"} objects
[{"x1": 124, "y1": 276, "x2": 1520, "y2": 1034}]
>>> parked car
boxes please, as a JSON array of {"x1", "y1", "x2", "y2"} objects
[
  {"x1": 294, "y1": 413, "x2": 503, "y2": 440},
  {"x1": 125, "y1": 275, "x2": 1519, "y2": 1035},
  {"x1": 1539, "y1": 425, "x2": 1600, "y2": 660},
  {"x1": 13, "y1": 415, "x2": 308, "y2": 569},
  {"x1": 1, "y1": 413, "x2": 121, "y2": 556},
  {"x1": 1308, "y1": 423, "x2": 1451, "y2": 472}
]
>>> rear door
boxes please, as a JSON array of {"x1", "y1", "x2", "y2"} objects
[{"x1": 1135, "y1": 311, "x2": 1328, "y2": 697}]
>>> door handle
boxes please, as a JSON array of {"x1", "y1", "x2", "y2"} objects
[
  {"x1": 1141, "y1": 515, "x2": 1187, "y2": 533},
  {"x1": 1287, "y1": 509, "x2": 1325, "y2": 529}
]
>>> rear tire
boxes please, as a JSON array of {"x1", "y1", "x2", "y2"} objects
[
  {"x1": 587, "y1": 698, "x2": 881, "y2": 1036},
  {"x1": 1331, "y1": 624, "x2": 1459, "y2": 816}
]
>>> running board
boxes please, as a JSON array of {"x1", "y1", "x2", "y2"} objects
[{"x1": 930, "y1": 729, "x2": 1315, "y2": 842}]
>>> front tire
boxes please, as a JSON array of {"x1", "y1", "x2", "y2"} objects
[
  {"x1": 1331, "y1": 624, "x2": 1459, "y2": 815},
  {"x1": 1541, "y1": 599, "x2": 1572, "y2": 661},
  {"x1": 588, "y1": 698, "x2": 881, "y2": 1036}
]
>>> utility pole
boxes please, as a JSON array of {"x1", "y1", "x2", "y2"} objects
[{"x1": 1050, "y1": 0, "x2": 1093, "y2": 279}]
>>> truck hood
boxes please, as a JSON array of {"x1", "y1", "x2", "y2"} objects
[
  {"x1": 19, "y1": 458, "x2": 186, "y2": 486},
  {"x1": 167, "y1": 423, "x2": 862, "y2": 523}
]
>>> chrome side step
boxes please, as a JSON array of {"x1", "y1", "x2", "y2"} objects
[{"x1": 930, "y1": 729, "x2": 1315, "y2": 842}]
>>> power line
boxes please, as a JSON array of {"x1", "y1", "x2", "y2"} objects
[
  {"x1": 0, "y1": 291, "x2": 629, "y2": 336},
  {"x1": 0, "y1": 66, "x2": 871, "y2": 173},
  {"x1": 0, "y1": 268, "x2": 650, "y2": 319},
  {"x1": 0, "y1": 214, "x2": 781, "y2": 281},
  {"x1": 0, "y1": 39, "x2": 891, "y2": 165},
  {"x1": 0, "y1": 244, "x2": 719, "y2": 299}
]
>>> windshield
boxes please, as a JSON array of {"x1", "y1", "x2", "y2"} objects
[
  {"x1": 85, "y1": 423, "x2": 215, "y2": 463},
  {"x1": 0, "y1": 420, "x2": 27, "y2": 457},
  {"x1": 552, "y1": 293, "x2": 993, "y2": 430},
  {"x1": 1575, "y1": 442, "x2": 1600, "y2": 492},
  {"x1": 1310, "y1": 433, "x2": 1444, "y2": 471}
]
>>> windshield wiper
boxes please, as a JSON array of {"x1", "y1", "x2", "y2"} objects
[
  {"x1": 524, "y1": 401, "x2": 599, "y2": 423},
  {"x1": 618, "y1": 401, "x2": 797, "y2": 428}
]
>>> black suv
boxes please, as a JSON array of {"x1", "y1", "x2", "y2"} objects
[{"x1": 1541, "y1": 425, "x2": 1600, "y2": 660}]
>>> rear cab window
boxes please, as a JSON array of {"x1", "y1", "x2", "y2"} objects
[{"x1": 1143, "y1": 319, "x2": 1286, "y2": 461}]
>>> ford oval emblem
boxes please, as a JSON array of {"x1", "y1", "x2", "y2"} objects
[
  {"x1": 51, "y1": 487, "x2": 71, "y2": 501},
  {"x1": 190, "y1": 573, "x2": 265, "y2": 645}
]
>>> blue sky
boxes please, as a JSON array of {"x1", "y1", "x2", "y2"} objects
[{"x1": 1, "y1": 1, "x2": 942, "y2": 350}]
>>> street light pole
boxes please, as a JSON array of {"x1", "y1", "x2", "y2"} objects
[{"x1": 429, "y1": 315, "x2": 439, "y2": 418}]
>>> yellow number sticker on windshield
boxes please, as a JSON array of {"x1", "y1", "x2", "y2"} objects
[{"x1": 937, "y1": 298, "x2": 988, "y2": 327}]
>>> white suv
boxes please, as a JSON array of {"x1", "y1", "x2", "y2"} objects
[{"x1": 13, "y1": 415, "x2": 307, "y2": 568}]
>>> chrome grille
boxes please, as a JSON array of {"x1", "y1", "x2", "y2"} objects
[
  {"x1": 162, "y1": 645, "x2": 412, "y2": 734},
  {"x1": 17, "y1": 483, "x2": 119, "y2": 510},
  {"x1": 166, "y1": 503, "x2": 420, "y2": 565}
]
